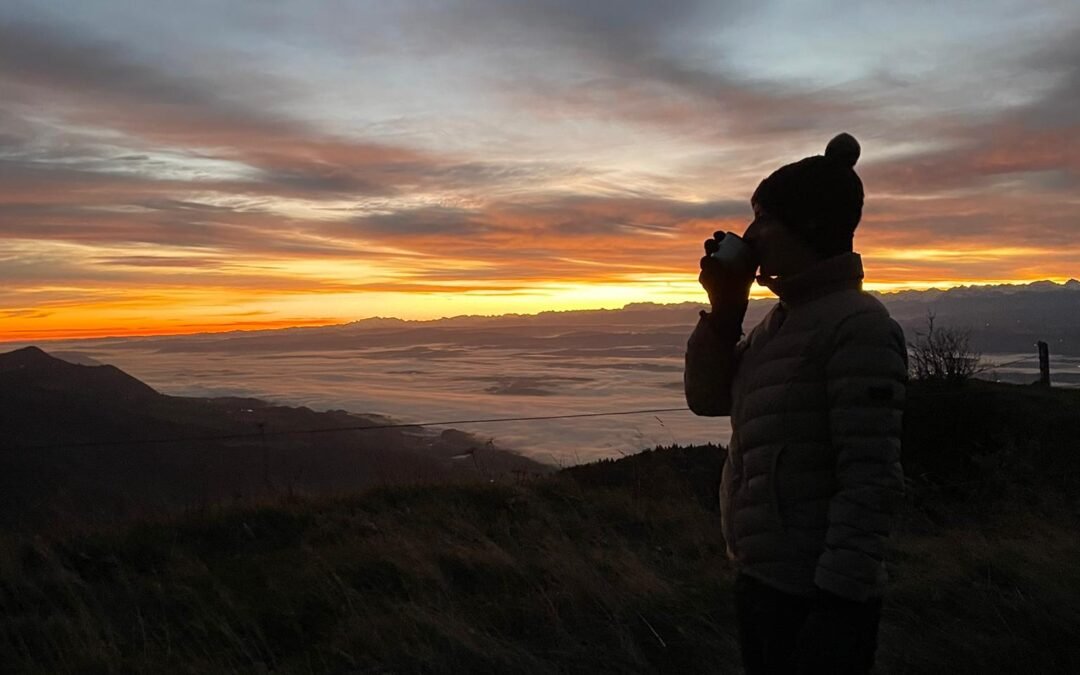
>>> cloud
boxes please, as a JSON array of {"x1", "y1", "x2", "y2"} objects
[
  {"x1": 1, "y1": 2, "x2": 1077, "y2": 337},
  {"x1": 1021, "y1": 26, "x2": 1080, "y2": 130},
  {"x1": 860, "y1": 27, "x2": 1080, "y2": 196},
  {"x1": 351, "y1": 207, "x2": 500, "y2": 237},
  {"x1": 91, "y1": 255, "x2": 224, "y2": 269},
  {"x1": 442, "y1": 0, "x2": 859, "y2": 140},
  {"x1": 0, "y1": 19, "x2": 535, "y2": 202},
  {"x1": 861, "y1": 127, "x2": 1080, "y2": 196},
  {"x1": 325, "y1": 194, "x2": 752, "y2": 289}
]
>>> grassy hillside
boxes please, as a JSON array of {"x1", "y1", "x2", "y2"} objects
[
  {"x1": 0, "y1": 347, "x2": 547, "y2": 531},
  {"x1": 2, "y1": 381, "x2": 1079, "y2": 673}
]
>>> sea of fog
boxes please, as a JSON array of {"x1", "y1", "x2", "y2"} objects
[
  {"x1": 19, "y1": 316, "x2": 1080, "y2": 467},
  {"x1": 53, "y1": 345, "x2": 722, "y2": 466},
  {"x1": 38, "y1": 320, "x2": 730, "y2": 466}
]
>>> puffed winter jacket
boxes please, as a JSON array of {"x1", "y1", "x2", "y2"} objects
[{"x1": 685, "y1": 252, "x2": 907, "y2": 602}]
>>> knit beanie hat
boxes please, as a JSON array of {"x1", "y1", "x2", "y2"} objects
[{"x1": 751, "y1": 133, "x2": 864, "y2": 257}]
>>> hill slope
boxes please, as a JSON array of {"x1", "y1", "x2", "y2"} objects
[
  {"x1": 0, "y1": 347, "x2": 547, "y2": 530},
  {"x1": 2, "y1": 380, "x2": 1078, "y2": 673}
]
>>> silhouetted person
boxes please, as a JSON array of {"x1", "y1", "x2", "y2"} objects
[{"x1": 685, "y1": 133, "x2": 907, "y2": 674}]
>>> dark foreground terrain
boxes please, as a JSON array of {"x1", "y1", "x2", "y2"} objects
[
  {"x1": 0, "y1": 346, "x2": 547, "y2": 531},
  {"x1": 2, "y1": 380, "x2": 1079, "y2": 673}
]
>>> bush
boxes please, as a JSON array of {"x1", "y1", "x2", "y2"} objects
[{"x1": 908, "y1": 311, "x2": 981, "y2": 384}]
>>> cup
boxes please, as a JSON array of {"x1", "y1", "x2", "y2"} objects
[{"x1": 707, "y1": 231, "x2": 756, "y2": 278}]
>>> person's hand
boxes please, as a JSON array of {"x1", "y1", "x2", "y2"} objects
[{"x1": 699, "y1": 232, "x2": 755, "y2": 314}]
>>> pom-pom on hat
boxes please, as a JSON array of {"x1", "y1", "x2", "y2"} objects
[{"x1": 751, "y1": 133, "x2": 864, "y2": 257}]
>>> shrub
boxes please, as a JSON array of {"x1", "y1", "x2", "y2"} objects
[{"x1": 908, "y1": 311, "x2": 982, "y2": 384}]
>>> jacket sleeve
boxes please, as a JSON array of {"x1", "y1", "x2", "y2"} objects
[
  {"x1": 814, "y1": 310, "x2": 908, "y2": 602},
  {"x1": 684, "y1": 310, "x2": 745, "y2": 417}
]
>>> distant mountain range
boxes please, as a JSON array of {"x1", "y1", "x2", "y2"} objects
[
  {"x1": 0, "y1": 347, "x2": 547, "y2": 531},
  {"x1": 342, "y1": 277, "x2": 1080, "y2": 328},
  {"x1": 869, "y1": 279, "x2": 1080, "y2": 355},
  {"x1": 32, "y1": 278, "x2": 1076, "y2": 358}
]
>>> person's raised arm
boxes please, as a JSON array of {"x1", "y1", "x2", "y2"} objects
[{"x1": 684, "y1": 236, "x2": 754, "y2": 417}]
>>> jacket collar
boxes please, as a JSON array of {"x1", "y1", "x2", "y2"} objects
[{"x1": 758, "y1": 252, "x2": 864, "y2": 306}]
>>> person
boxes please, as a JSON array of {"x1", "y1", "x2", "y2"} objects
[{"x1": 684, "y1": 133, "x2": 907, "y2": 674}]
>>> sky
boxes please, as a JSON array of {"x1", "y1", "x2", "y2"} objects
[{"x1": 1, "y1": 0, "x2": 1078, "y2": 340}]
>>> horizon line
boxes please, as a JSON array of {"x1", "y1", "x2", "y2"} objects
[{"x1": 2, "y1": 277, "x2": 1077, "y2": 345}]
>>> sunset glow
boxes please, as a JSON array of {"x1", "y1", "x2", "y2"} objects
[{"x1": 2, "y1": 1, "x2": 1078, "y2": 341}]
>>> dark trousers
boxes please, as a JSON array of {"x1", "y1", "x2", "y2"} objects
[{"x1": 734, "y1": 573, "x2": 883, "y2": 675}]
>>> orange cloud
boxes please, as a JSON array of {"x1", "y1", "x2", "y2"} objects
[{"x1": 2, "y1": 16, "x2": 1078, "y2": 341}]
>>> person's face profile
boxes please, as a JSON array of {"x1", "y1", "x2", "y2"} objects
[
  {"x1": 743, "y1": 201, "x2": 815, "y2": 277},
  {"x1": 743, "y1": 201, "x2": 776, "y2": 257}
]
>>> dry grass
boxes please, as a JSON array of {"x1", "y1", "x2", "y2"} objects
[
  {"x1": 1, "y1": 476, "x2": 741, "y2": 673},
  {"x1": 2, "y1": 380, "x2": 1079, "y2": 673},
  {"x1": 2, "y1": 458, "x2": 1078, "y2": 674}
]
